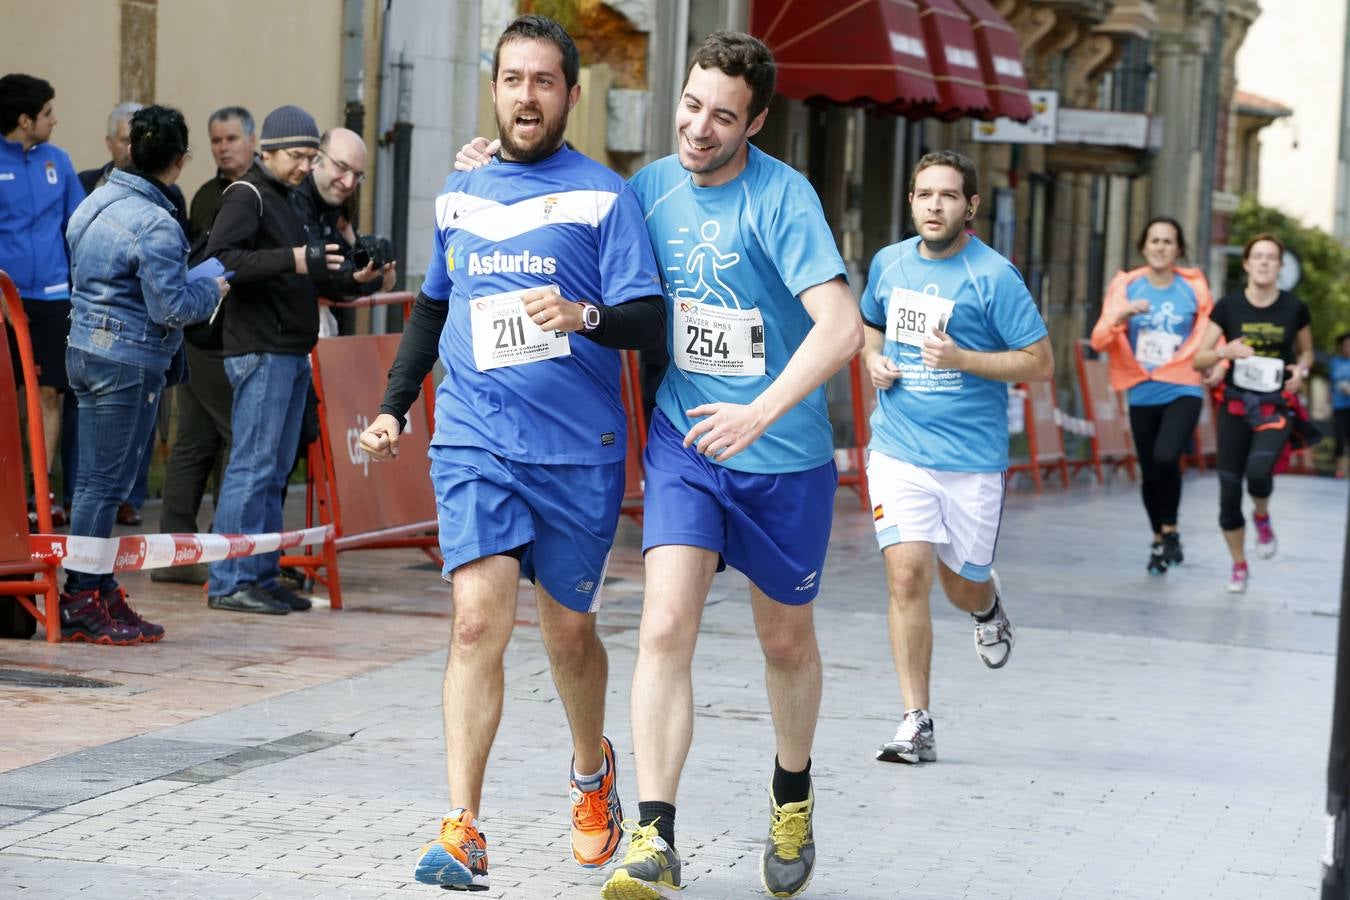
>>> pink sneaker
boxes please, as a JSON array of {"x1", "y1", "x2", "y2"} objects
[
  {"x1": 1253, "y1": 514, "x2": 1277, "y2": 559},
  {"x1": 1227, "y1": 562, "x2": 1249, "y2": 594}
]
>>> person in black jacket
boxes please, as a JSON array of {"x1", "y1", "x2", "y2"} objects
[{"x1": 202, "y1": 105, "x2": 342, "y2": 616}]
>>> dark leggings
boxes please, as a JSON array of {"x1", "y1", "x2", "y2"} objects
[
  {"x1": 1216, "y1": 405, "x2": 1292, "y2": 531},
  {"x1": 1129, "y1": 396, "x2": 1203, "y2": 535}
]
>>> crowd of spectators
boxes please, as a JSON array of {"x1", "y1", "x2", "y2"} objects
[{"x1": 0, "y1": 73, "x2": 396, "y2": 643}]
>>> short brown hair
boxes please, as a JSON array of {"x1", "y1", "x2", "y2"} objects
[
  {"x1": 1242, "y1": 232, "x2": 1285, "y2": 260},
  {"x1": 688, "y1": 31, "x2": 776, "y2": 121},
  {"x1": 909, "y1": 151, "x2": 979, "y2": 202},
  {"x1": 493, "y1": 14, "x2": 580, "y2": 89}
]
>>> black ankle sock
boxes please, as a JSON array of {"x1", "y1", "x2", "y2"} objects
[
  {"x1": 772, "y1": 756, "x2": 812, "y2": 805},
  {"x1": 637, "y1": 800, "x2": 676, "y2": 848}
]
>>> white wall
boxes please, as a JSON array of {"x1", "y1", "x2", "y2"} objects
[{"x1": 1236, "y1": 0, "x2": 1347, "y2": 231}]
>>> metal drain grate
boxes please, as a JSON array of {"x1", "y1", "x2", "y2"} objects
[{"x1": 0, "y1": 668, "x2": 119, "y2": 689}]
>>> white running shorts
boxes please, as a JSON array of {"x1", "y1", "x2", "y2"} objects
[{"x1": 866, "y1": 449, "x2": 1005, "y2": 583}]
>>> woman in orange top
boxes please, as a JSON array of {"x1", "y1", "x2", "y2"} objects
[{"x1": 1091, "y1": 217, "x2": 1214, "y2": 574}]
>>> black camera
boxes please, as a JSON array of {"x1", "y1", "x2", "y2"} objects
[{"x1": 351, "y1": 234, "x2": 394, "y2": 270}]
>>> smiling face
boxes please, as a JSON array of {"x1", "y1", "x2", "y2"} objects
[
  {"x1": 1243, "y1": 239, "x2": 1283, "y2": 290},
  {"x1": 909, "y1": 164, "x2": 975, "y2": 251},
  {"x1": 1141, "y1": 221, "x2": 1182, "y2": 273},
  {"x1": 675, "y1": 64, "x2": 766, "y2": 187},
  {"x1": 492, "y1": 37, "x2": 578, "y2": 164}
]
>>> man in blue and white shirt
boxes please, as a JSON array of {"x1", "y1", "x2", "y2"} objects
[
  {"x1": 358, "y1": 16, "x2": 664, "y2": 892},
  {"x1": 859, "y1": 150, "x2": 1053, "y2": 767},
  {"x1": 0, "y1": 73, "x2": 84, "y2": 521}
]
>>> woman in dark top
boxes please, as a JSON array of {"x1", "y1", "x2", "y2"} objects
[{"x1": 1193, "y1": 233, "x2": 1314, "y2": 594}]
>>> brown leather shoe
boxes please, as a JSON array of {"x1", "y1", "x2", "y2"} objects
[{"x1": 116, "y1": 502, "x2": 142, "y2": 526}]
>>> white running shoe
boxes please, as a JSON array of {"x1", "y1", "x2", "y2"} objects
[
  {"x1": 877, "y1": 709, "x2": 936, "y2": 764},
  {"x1": 973, "y1": 571, "x2": 1014, "y2": 669},
  {"x1": 1227, "y1": 562, "x2": 1249, "y2": 594}
]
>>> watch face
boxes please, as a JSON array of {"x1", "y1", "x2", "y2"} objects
[{"x1": 585, "y1": 304, "x2": 600, "y2": 328}]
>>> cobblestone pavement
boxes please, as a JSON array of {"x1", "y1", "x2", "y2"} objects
[{"x1": 0, "y1": 473, "x2": 1342, "y2": 898}]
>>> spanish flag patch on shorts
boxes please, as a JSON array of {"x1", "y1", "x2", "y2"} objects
[{"x1": 873, "y1": 504, "x2": 885, "y2": 521}]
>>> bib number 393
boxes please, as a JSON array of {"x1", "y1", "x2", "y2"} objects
[
  {"x1": 470, "y1": 288, "x2": 571, "y2": 372},
  {"x1": 887, "y1": 287, "x2": 955, "y2": 348},
  {"x1": 673, "y1": 302, "x2": 765, "y2": 377}
]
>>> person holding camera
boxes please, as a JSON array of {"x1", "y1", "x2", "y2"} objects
[
  {"x1": 202, "y1": 104, "x2": 343, "y2": 616},
  {"x1": 291, "y1": 127, "x2": 394, "y2": 326},
  {"x1": 60, "y1": 105, "x2": 226, "y2": 643}
]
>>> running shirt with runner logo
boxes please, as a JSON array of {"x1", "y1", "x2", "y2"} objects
[
  {"x1": 1124, "y1": 275, "x2": 1203, "y2": 406},
  {"x1": 860, "y1": 235, "x2": 1047, "y2": 472},
  {"x1": 422, "y1": 145, "x2": 661, "y2": 464},
  {"x1": 629, "y1": 145, "x2": 847, "y2": 475}
]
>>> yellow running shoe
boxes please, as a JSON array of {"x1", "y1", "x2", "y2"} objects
[
  {"x1": 571, "y1": 735, "x2": 623, "y2": 867},
  {"x1": 413, "y1": 809, "x2": 489, "y2": 891},
  {"x1": 600, "y1": 819, "x2": 683, "y2": 898},
  {"x1": 761, "y1": 784, "x2": 815, "y2": 897}
]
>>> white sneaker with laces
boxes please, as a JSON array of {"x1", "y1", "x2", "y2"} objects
[
  {"x1": 877, "y1": 709, "x2": 936, "y2": 764},
  {"x1": 973, "y1": 571, "x2": 1014, "y2": 669}
]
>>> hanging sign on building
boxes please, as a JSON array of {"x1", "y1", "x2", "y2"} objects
[
  {"x1": 971, "y1": 91, "x2": 1057, "y2": 144},
  {"x1": 1056, "y1": 108, "x2": 1152, "y2": 148}
]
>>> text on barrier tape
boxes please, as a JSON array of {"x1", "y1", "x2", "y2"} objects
[{"x1": 29, "y1": 525, "x2": 332, "y2": 574}]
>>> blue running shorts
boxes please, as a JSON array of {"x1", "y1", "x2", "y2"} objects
[
  {"x1": 641, "y1": 409, "x2": 837, "y2": 604},
  {"x1": 428, "y1": 445, "x2": 624, "y2": 613}
]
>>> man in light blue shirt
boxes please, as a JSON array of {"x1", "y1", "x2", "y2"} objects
[{"x1": 858, "y1": 151, "x2": 1053, "y2": 767}]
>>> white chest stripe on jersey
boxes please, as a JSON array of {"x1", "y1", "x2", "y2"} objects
[{"x1": 435, "y1": 189, "x2": 619, "y2": 242}]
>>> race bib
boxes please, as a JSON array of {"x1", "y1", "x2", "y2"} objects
[
  {"x1": 886, "y1": 287, "x2": 955, "y2": 348},
  {"x1": 469, "y1": 288, "x2": 571, "y2": 372},
  {"x1": 673, "y1": 302, "x2": 765, "y2": 377},
  {"x1": 1232, "y1": 355, "x2": 1286, "y2": 392},
  {"x1": 1135, "y1": 329, "x2": 1181, "y2": 367}
]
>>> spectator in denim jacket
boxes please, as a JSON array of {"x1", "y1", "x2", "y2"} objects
[{"x1": 60, "y1": 105, "x2": 227, "y2": 645}]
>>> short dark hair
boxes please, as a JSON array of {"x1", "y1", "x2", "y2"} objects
[
  {"x1": 129, "y1": 105, "x2": 189, "y2": 174},
  {"x1": 910, "y1": 150, "x2": 979, "y2": 202},
  {"x1": 1243, "y1": 232, "x2": 1284, "y2": 260},
  {"x1": 1337, "y1": 332, "x2": 1350, "y2": 348},
  {"x1": 688, "y1": 31, "x2": 777, "y2": 121},
  {"x1": 0, "y1": 73, "x2": 55, "y2": 135},
  {"x1": 493, "y1": 14, "x2": 580, "y2": 89},
  {"x1": 208, "y1": 106, "x2": 255, "y2": 137},
  {"x1": 1136, "y1": 216, "x2": 1188, "y2": 258}
]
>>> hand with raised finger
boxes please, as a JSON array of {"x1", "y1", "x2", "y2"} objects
[
  {"x1": 359, "y1": 413, "x2": 403, "y2": 461},
  {"x1": 455, "y1": 137, "x2": 500, "y2": 172},
  {"x1": 921, "y1": 327, "x2": 964, "y2": 370}
]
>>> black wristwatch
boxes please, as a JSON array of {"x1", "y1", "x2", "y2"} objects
[{"x1": 579, "y1": 302, "x2": 601, "y2": 332}]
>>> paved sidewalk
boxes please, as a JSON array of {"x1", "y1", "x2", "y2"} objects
[{"x1": 0, "y1": 473, "x2": 1342, "y2": 898}]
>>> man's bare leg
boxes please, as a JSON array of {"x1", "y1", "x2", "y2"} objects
[
  {"x1": 39, "y1": 386, "x2": 61, "y2": 474},
  {"x1": 749, "y1": 585, "x2": 820, "y2": 773},
  {"x1": 882, "y1": 542, "x2": 936, "y2": 711},
  {"x1": 535, "y1": 585, "x2": 606, "y2": 775}
]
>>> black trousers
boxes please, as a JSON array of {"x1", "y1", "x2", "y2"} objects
[
  {"x1": 1334, "y1": 408, "x2": 1350, "y2": 458},
  {"x1": 1215, "y1": 403, "x2": 1292, "y2": 531},
  {"x1": 158, "y1": 342, "x2": 233, "y2": 533},
  {"x1": 1128, "y1": 396, "x2": 1202, "y2": 535}
]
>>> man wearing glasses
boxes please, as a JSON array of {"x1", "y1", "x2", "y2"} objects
[
  {"x1": 202, "y1": 104, "x2": 344, "y2": 616},
  {"x1": 292, "y1": 127, "x2": 395, "y2": 331}
]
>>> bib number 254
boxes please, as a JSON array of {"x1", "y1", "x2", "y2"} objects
[{"x1": 685, "y1": 325, "x2": 731, "y2": 360}]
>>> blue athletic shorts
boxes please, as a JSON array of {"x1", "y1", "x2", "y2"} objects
[
  {"x1": 428, "y1": 445, "x2": 624, "y2": 613},
  {"x1": 641, "y1": 409, "x2": 837, "y2": 604}
]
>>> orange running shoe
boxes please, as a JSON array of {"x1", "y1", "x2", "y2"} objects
[
  {"x1": 413, "y1": 809, "x2": 489, "y2": 891},
  {"x1": 571, "y1": 734, "x2": 623, "y2": 867}
]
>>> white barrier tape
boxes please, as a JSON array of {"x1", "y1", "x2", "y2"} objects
[
  {"x1": 1053, "y1": 408, "x2": 1097, "y2": 437},
  {"x1": 29, "y1": 525, "x2": 332, "y2": 575}
]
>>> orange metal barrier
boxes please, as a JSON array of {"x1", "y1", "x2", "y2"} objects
[
  {"x1": 836, "y1": 355, "x2": 872, "y2": 510},
  {"x1": 0, "y1": 271, "x2": 60, "y2": 641},
  {"x1": 619, "y1": 351, "x2": 647, "y2": 524},
  {"x1": 1070, "y1": 339, "x2": 1138, "y2": 484},
  {"x1": 1008, "y1": 380, "x2": 1069, "y2": 491},
  {"x1": 280, "y1": 293, "x2": 438, "y2": 608}
]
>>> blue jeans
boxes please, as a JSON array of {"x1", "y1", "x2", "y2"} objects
[
  {"x1": 207, "y1": 352, "x2": 309, "y2": 596},
  {"x1": 64, "y1": 348, "x2": 165, "y2": 595}
]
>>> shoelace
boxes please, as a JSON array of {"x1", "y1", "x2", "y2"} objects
[
  {"x1": 976, "y1": 615, "x2": 1004, "y2": 642},
  {"x1": 106, "y1": 593, "x2": 148, "y2": 627},
  {"x1": 768, "y1": 806, "x2": 809, "y2": 860},
  {"x1": 436, "y1": 815, "x2": 483, "y2": 853},
  {"x1": 572, "y1": 783, "x2": 611, "y2": 830},
  {"x1": 618, "y1": 819, "x2": 666, "y2": 863},
  {"x1": 893, "y1": 713, "x2": 930, "y2": 743}
]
